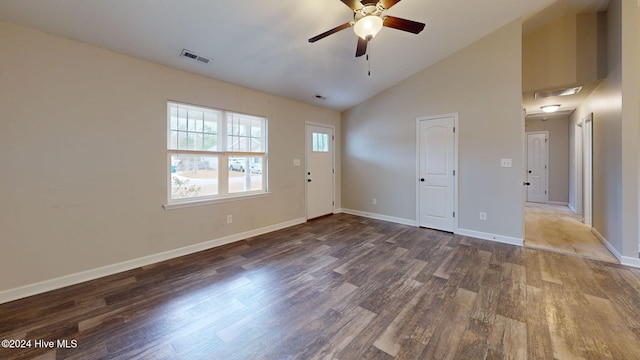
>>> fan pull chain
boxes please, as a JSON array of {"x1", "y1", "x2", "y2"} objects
[{"x1": 367, "y1": 41, "x2": 372, "y2": 76}]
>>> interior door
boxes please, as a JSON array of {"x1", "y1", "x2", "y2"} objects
[
  {"x1": 527, "y1": 132, "x2": 548, "y2": 203},
  {"x1": 306, "y1": 124, "x2": 334, "y2": 219},
  {"x1": 418, "y1": 116, "x2": 455, "y2": 232}
]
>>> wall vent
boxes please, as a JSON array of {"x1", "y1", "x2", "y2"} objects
[{"x1": 180, "y1": 49, "x2": 211, "y2": 65}]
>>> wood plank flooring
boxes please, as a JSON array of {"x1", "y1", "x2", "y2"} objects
[{"x1": 1, "y1": 214, "x2": 640, "y2": 359}]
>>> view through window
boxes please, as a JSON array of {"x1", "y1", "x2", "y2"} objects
[{"x1": 168, "y1": 102, "x2": 267, "y2": 202}]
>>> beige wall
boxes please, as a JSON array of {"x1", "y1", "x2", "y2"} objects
[
  {"x1": 569, "y1": 0, "x2": 639, "y2": 259},
  {"x1": 523, "y1": 14, "x2": 577, "y2": 92},
  {"x1": 523, "y1": 13, "x2": 605, "y2": 93},
  {"x1": 342, "y1": 20, "x2": 523, "y2": 239},
  {"x1": 525, "y1": 117, "x2": 570, "y2": 203},
  {"x1": 0, "y1": 21, "x2": 341, "y2": 294}
]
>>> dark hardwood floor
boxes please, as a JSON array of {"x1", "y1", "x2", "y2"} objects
[{"x1": 2, "y1": 214, "x2": 640, "y2": 359}]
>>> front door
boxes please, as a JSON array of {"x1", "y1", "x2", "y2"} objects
[
  {"x1": 418, "y1": 116, "x2": 456, "y2": 232},
  {"x1": 306, "y1": 124, "x2": 334, "y2": 219},
  {"x1": 526, "y1": 132, "x2": 548, "y2": 203}
]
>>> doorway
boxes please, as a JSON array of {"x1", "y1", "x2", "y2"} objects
[
  {"x1": 306, "y1": 123, "x2": 335, "y2": 220},
  {"x1": 523, "y1": 112, "x2": 609, "y2": 261},
  {"x1": 416, "y1": 114, "x2": 458, "y2": 232}
]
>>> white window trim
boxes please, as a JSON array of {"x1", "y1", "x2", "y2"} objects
[{"x1": 165, "y1": 102, "x2": 268, "y2": 208}]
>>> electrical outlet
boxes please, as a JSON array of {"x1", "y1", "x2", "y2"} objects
[
  {"x1": 479, "y1": 212, "x2": 487, "y2": 221},
  {"x1": 372, "y1": 198, "x2": 377, "y2": 205},
  {"x1": 226, "y1": 215, "x2": 232, "y2": 224},
  {"x1": 501, "y1": 158, "x2": 512, "y2": 168}
]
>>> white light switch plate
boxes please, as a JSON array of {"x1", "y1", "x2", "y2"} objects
[
  {"x1": 501, "y1": 158, "x2": 512, "y2": 168},
  {"x1": 293, "y1": 159, "x2": 301, "y2": 166}
]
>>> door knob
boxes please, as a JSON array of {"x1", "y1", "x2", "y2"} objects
[
  {"x1": 528, "y1": 170, "x2": 532, "y2": 173},
  {"x1": 420, "y1": 178, "x2": 425, "y2": 182},
  {"x1": 523, "y1": 182, "x2": 531, "y2": 186},
  {"x1": 307, "y1": 179, "x2": 312, "y2": 182}
]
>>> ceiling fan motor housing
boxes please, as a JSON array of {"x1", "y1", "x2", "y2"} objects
[{"x1": 354, "y1": 3, "x2": 384, "y2": 21}]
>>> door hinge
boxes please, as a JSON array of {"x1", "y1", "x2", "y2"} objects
[
  {"x1": 332, "y1": 169, "x2": 335, "y2": 174},
  {"x1": 453, "y1": 211, "x2": 456, "y2": 218},
  {"x1": 332, "y1": 135, "x2": 335, "y2": 141},
  {"x1": 545, "y1": 190, "x2": 547, "y2": 194},
  {"x1": 333, "y1": 201, "x2": 335, "y2": 206},
  {"x1": 545, "y1": 165, "x2": 547, "y2": 169},
  {"x1": 453, "y1": 127, "x2": 456, "y2": 133},
  {"x1": 453, "y1": 170, "x2": 456, "y2": 176}
]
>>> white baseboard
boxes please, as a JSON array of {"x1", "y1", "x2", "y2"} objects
[
  {"x1": 339, "y1": 209, "x2": 522, "y2": 247},
  {"x1": 567, "y1": 203, "x2": 578, "y2": 214},
  {"x1": 339, "y1": 208, "x2": 416, "y2": 226},
  {"x1": 621, "y1": 256, "x2": 640, "y2": 268},
  {"x1": 585, "y1": 228, "x2": 640, "y2": 269},
  {"x1": 547, "y1": 201, "x2": 569, "y2": 206},
  {"x1": 456, "y1": 228, "x2": 523, "y2": 247},
  {"x1": 591, "y1": 227, "x2": 623, "y2": 261},
  {"x1": 0, "y1": 217, "x2": 307, "y2": 305}
]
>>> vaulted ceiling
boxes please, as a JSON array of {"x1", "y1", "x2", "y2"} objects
[{"x1": 0, "y1": 0, "x2": 607, "y2": 111}]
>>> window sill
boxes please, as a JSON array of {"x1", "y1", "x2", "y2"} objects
[{"x1": 163, "y1": 192, "x2": 271, "y2": 210}]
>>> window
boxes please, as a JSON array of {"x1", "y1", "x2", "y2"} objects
[
  {"x1": 312, "y1": 132, "x2": 329, "y2": 152},
  {"x1": 167, "y1": 102, "x2": 267, "y2": 204}
]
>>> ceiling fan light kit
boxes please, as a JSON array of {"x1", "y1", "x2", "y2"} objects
[
  {"x1": 354, "y1": 15, "x2": 383, "y2": 40},
  {"x1": 308, "y1": 0, "x2": 425, "y2": 57}
]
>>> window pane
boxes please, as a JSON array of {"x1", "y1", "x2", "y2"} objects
[
  {"x1": 169, "y1": 130, "x2": 178, "y2": 149},
  {"x1": 178, "y1": 116, "x2": 187, "y2": 131},
  {"x1": 169, "y1": 103, "x2": 221, "y2": 151},
  {"x1": 228, "y1": 157, "x2": 263, "y2": 193},
  {"x1": 312, "y1": 132, "x2": 329, "y2": 152},
  {"x1": 204, "y1": 134, "x2": 217, "y2": 151},
  {"x1": 170, "y1": 155, "x2": 219, "y2": 199},
  {"x1": 226, "y1": 112, "x2": 265, "y2": 153}
]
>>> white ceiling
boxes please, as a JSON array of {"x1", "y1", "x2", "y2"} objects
[{"x1": 1, "y1": 0, "x2": 590, "y2": 111}]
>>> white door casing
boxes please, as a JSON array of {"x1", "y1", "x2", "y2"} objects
[
  {"x1": 416, "y1": 114, "x2": 457, "y2": 232},
  {"x1": 526, "y1": 132, "x2": 548, "y2": 203},
  {"x1": 583, "y1": 114, "x2": 593, "y2": 225},
  {"x1": 306, "y1": 123, "x2": 334, "y2": 219}
]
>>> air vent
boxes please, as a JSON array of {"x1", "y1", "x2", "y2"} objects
[
  {"x1": 180, "y1": 49, "x2": 211, "y2": 65},
  {"x1": 535, "y1": 86, "x2": 582, "y2": 99}
]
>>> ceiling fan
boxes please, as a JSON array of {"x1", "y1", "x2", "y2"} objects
[{"x1": 308, "y1": 0, "x2": 426, "y2": 57}]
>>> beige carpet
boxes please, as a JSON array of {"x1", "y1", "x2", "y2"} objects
[{"x1": 525, "y1": 203, "x2": 618, "y2": 263}]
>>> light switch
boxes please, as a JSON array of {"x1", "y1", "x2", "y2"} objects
[
  {"x1": 293, "y1": 159, "x2": 301, "y2": 166},
  {"x1": 501, "y1": 158, "x2": 512, "y2": 168}
]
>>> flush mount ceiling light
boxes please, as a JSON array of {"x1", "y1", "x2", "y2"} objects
[
  {"x1": 535, "y1": 86, "x2": 583, "y2": 99},
  {"x1": 541, "y1": 104, "x2": 561, "y2": 113}
]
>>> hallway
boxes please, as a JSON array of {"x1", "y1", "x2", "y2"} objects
[{"x1": 525, "y1": 203, "x2": 618, "y2": 263}]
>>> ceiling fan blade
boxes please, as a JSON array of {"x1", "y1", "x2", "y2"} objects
[
  {"x1": 383, "y1": 16, "x2": 426, "y2": 34},
  {"x1": 340, "y1": 0, "x2": 364, "y2": 11},
  {"x1": 355, "y1": 37, "x2": 368, "y2": 57},
  {"x1": 308, "y1": 22, "x2": 353, "y2": 43},
  {"x1": 379, "y1": 0, "x2": 402, "y2": 10}
]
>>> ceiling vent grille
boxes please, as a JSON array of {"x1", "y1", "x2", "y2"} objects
[
  {"x1": 535, "y1": 86, "x2": 582, "y2": 99},
  {"x1": 180, "y1": 49, "x2": 211, "y2": 64}
]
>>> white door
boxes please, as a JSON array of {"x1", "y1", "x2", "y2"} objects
[
  {"x1": 306, "y1": 124, "x2": 334, "y2": 219},
  {"x1": 418, "y1": 116, "x2": 456, "y2": 232},
  {"x1": 526, "y1": 132, "x2": 548, "y2": 203}
]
